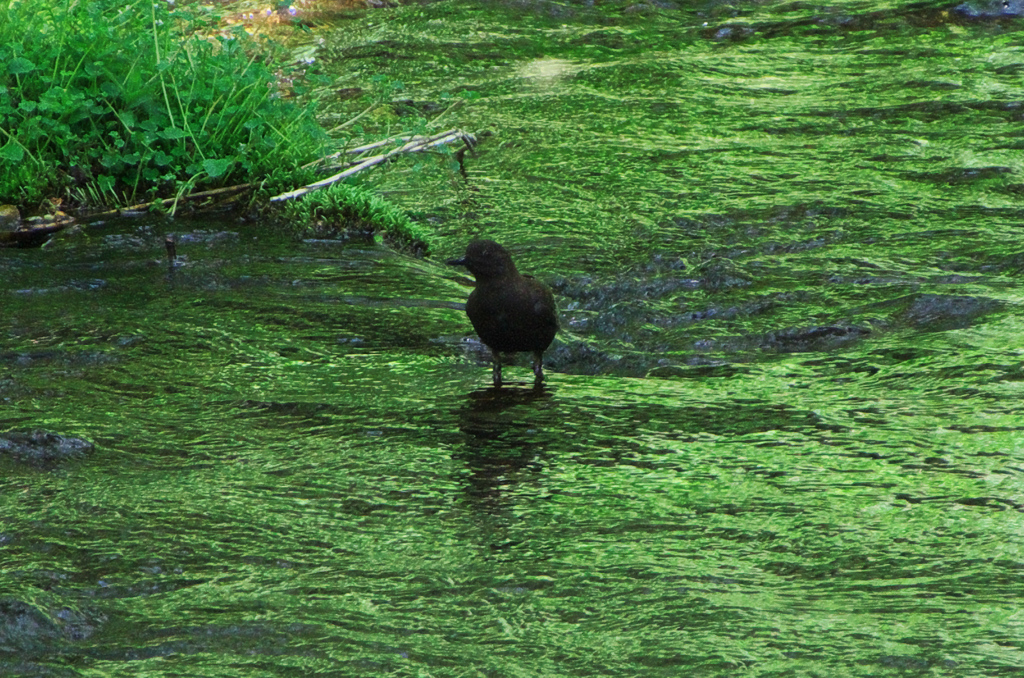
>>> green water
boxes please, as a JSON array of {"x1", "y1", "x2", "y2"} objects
[{"x1": 3, "y1": 0, "x2": 1024, "y2": 675}]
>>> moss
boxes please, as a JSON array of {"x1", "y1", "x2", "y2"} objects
[{"x1": 281, "y1": 182, "x2": 431, "y2": 255}]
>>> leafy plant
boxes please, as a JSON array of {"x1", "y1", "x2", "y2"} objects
[{"x1": 0, "y1": 0, "x2": 328, "y2": 208}]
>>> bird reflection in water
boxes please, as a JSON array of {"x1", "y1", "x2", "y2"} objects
[{"x1": 453, "y1": 384, "x2": 557, "y2": 511}]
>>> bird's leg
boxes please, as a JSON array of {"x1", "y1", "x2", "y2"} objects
[
  {"x1": 532, "y1": 350, "x2": 544, "y2": 384},
  {"x1": 491, "y1": 349, "x2": 503, "y2": 388}
]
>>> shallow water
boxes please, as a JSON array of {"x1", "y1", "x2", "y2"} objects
[{"x1": 4, "y1": 0, "x2": 1024, "y2": 675}]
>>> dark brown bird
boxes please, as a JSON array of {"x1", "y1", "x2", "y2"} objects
[{"x1": 447, "y1": 239, "x2": 558, "y2": 387}]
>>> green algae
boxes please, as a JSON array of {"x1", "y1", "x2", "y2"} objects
[{"x1": 3, "y1": 0, "x2": 1024, "y2": 675}]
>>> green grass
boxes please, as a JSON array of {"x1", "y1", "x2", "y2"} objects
[{"x1": 0, "y1": 0, "x2": 328, "y2": 208}]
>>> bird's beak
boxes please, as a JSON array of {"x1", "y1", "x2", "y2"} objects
[{"x1": 446, "y1": 257, "x2": 466, "y2": 266}]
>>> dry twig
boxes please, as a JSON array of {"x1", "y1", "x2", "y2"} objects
[{"x1": 271, "y1": 128, "x2": 475, "y2": 202}]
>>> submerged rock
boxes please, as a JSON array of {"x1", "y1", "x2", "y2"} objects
[
  {"x1": 0, "y1": 204, "x2": 21, "y2": 231},
  {"x1": 0, "y1": 597, "x2": 104, "y2": 656},
  {"x1": 899, "y1": 294, "x2": 1001, "y2": 332},
  {"x1": 0, "y1": 599, "x2": 62, "y2": 653},
  {"x1": 0, "y1": 430, "x2": 94, "y2": 465},
  {"x1": 954, "y1": 0, "x2": 1024, "y2": 19},
  {"x1": 759, "y1": 324, "x2": 872, "y2": 353}
]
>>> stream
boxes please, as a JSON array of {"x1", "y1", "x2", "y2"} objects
[{"x1": 3, "y1": 0, "x2": 1024, "y2": 675}]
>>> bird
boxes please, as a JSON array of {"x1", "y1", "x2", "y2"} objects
[{"x1": 447, "y1": 239, "x2": 558, "y2": 387}]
